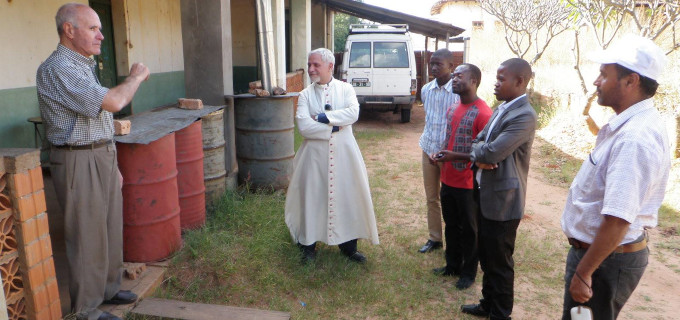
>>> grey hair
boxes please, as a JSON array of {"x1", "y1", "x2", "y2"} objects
[
  {"x1": 56, "y1": 3, "x2": 88, "y2": 35},
  {"x1": 308, "y1": 48, "x2": 335, "y2": 65}
]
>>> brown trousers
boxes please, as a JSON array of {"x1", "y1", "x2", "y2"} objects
[
  {"x1": 50, "y1": 144, "x2": 123, "y2": 320},
  {"x1": 421, "y1": 151, "x2": 443, "y2": 242}
]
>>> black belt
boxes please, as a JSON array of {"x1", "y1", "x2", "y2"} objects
[{"x1": 54, "y1": 140, "x2": 112, "y2": 150}]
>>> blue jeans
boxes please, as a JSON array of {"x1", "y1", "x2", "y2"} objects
[{"x1": 562, "y1": 246, "x2": 648, "y2": 320}]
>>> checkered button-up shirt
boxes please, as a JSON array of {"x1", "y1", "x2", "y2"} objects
[
  {"x1": 36, "y1": 44, "x2": 112, "y2": 146},
  {"x1": 419, "y1": 78, "x2": 460, "y2": 155},
  {"x1": 561, "y1": 99, "x2": 671, "y2": 244}
]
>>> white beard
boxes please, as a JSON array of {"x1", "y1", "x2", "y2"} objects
[{"x1": 310, "y1": 75, "x2": 321, "y2": 83}]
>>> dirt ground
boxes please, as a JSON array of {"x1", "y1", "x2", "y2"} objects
[{"x1": 355, "y1": 104, "x2": 680, "y2": 320}]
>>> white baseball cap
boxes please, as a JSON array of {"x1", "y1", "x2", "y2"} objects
[{"x1": 589, "y1": 34, "x2": 667, "y2": 81}]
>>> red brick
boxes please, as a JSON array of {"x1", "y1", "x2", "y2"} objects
[
  {"x1": 8, "y1": 172, "x2": 32, "y2": 198},
  {"x1": 14, "y1": 193, "x2": 37, "y2": 222},
  {"x1": 114, "y1": 120, "x2": 131, "y2": 136},
  {"x1": 43, "y1": 257, "x2": 56, "y2": 281},
  {"x1": 34, "y1": 190, "x2": 47, "y2": 215},
  {"x1": 25, "y1": 263, "x2": 45, "y2": 291},
  {"x1": 36, "y1": 213, "x2": 49, "y2": 237},
  {"x1": 0, "y1": 193, "x2": 11, "y2": 212},
  {"x1": 35, "y1": 305, "x2": 50, "y2": 320},
  {"x1": 28, "y1": 167, "x2": 44, "y2": 191},
  {"x1": 30, "y1": 285, "x2": 50, "y2": 313},
  {"x1": 49, "y1": 300, "x2": 62, "y2": 319},
  {"x1": 23, "y1": 239, "x2": 42, "y2": 267},
  {"x1": 45, "y1": 279, "x2": 59, "y2": 303},
  {"x1": 18, "y1": 217, "x2": 40, "y2": 246},
  {"x1": 40, "y1": 235, "x2": 53, "y2": 260},
  {"x1": 178, "y1": 98, "x2": 203, "y2": 110}
]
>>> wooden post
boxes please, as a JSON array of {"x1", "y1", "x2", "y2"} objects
[
  {"x1": 676, "y1": 116, "x2": 680, "y2": 158},
  {"x1": 424, "y1": 37, "x2": 429, "y2": 84}
]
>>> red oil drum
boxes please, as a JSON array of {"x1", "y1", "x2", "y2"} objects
[
  {"x1": 117, "y1": 133, "x2": 181, "y2": 262},
  {"x1": 175, "y1": 120, "x2": 206, "y2": 230}
]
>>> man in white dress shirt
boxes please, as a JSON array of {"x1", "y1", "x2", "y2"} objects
[
  {"x1": 560, "y1": 35, "x2": 671, "y2": 320},
  {"x1": 284, "y1": 48, "x2": 379, "y2": 264}
]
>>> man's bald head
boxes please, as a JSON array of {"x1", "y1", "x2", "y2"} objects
[
  {"x1": 56, "y1": 3, "x2": 90, "y2": 36},
  {"x1": 432, "y1": 48, "x2": 455, "y2": 65},
  {"x1": 500, "y1": 58, "x2": 532, "y2": 88}
]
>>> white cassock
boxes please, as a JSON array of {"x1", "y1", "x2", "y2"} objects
[{"x1": 285, "y1": 78, "x2": 379, "y2": 246}]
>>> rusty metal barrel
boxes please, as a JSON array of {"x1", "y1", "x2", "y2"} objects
[
  {"x1": 117, "y1": 134, "x2": 181, "y2": 262},
  {"x1": 234, "y1": 94, "x2": 295, "y2": 189},
  {"x1": 175, "y1": 120, "x2": 206, "y2": 230},
  {"x1": 202, "y1": 110, "x2": 227, "y2": 201}
]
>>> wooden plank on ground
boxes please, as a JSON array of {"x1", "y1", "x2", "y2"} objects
[
  {"x1": 100, "y1": 264, "x2": 167, "y2": 317},
  {"x1": 131, "y1": 298, "x2": 291, "y2": 320}
]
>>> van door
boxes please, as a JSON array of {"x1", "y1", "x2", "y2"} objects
[
  {"x1": 347, "y1": 41, "x2": 372, "y2": 97},
  {"x1": 372, "y1": 42, "x2": 411, "y2": 97}
]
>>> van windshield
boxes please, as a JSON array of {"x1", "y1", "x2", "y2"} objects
[
  {"x1": 349, "y1": 42, "x2": 371, "y2": 68},
  {"x1": 374, "y1": 42, "x2": 409, "y2": 68}
]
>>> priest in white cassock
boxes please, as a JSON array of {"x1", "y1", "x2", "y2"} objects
[{"x1": 285, "y1": 48, "x2": 379, "y2": 263}]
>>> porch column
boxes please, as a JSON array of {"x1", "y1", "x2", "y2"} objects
[
  {"x1": 180, "y1": 0, "x2": 238, "y2": 189},
  {"x1": 272, "y1": 0, "x2": 286, "y2": 88},
  {"x1": 291, "y1": 0, "x2": 311, "y2": 86},
  {"x1": 326, "y1": 10, "x2": 335, "y2": 52}
]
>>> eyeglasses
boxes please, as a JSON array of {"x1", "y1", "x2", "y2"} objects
[{"x1": 325, "y1": 104, "x2": 332, "y2": 111}]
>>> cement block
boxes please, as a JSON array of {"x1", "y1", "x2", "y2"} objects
[
  {"x1": 114, "y1": 120, "x2": 131, "y2": 136},
  {"x1": 178, "y1": 98, "x2": 204, "y2": 110}
]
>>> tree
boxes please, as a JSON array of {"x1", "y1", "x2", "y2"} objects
[
  {"x1": 334, "y1": 12, "x2": 362, "y2": 53},
  {"x1": 567, "y1": 0, "x2": 680, "y2": 134},
  {"x1": 478, "y1": 0, "x2": 573, "y2": 65}
]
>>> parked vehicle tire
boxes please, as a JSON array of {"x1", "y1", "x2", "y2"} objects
[{"x1": 400, "y1": 108, "x2": 411, "y2": 123}]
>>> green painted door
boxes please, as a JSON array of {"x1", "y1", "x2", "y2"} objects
[{"x1": 91, "y1": 0, "x2": 117, "y2": 88}]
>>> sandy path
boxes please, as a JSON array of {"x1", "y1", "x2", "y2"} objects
[{"x1": 355, "y1": 104, "x2": 680, "y2": 319}]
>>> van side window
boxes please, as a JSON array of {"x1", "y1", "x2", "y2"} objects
[
  {"x1": 349, "y1": 42, "x2": 371, "y2": 68},
  {"x1": 373, "y1": 42, "x2": 409, "y2": 68}
]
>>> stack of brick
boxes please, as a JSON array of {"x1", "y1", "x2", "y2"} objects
[{"x1": 0, "y1": 149, "x2": 61, "y2": 319}]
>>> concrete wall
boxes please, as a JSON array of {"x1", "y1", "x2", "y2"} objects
[
  {"x1": 0, "y1": 0, "x2": 86, "y2": 149},
  {"x1": 112, "y1": 0, "x2": 185, "y2": 113},
  {"x1": 0, "y1": 0, "x2": 186, "y2": 149},
  {"x1": 231, "y1": 0, "x2": 258, "y2": 93}
]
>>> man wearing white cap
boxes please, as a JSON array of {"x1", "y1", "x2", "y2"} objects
[{"x1": 560, "y1": 34, "x2": 671, "y2": 319}]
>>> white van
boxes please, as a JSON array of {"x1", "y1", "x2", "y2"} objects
[{"x1": 337, "y1": 24, "x2": 417, "y2": 122}]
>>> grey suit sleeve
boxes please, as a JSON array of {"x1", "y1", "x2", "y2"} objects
[{"x1": 470, "y1": 110, "x2": 536, "y2": 164}]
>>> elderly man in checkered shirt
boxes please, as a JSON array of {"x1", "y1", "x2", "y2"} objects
[
  {"x1": 561, "y1": 35, "x2": 671, "y2": 320},
  {"x1": 36, "y1": 3, "x2": 149, "y2": 320}
]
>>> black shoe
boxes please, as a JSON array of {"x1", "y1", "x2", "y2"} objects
[
  {"x1": 455, "y1": 277, "x2": 475, "y2": 289},
  {"x1": 345, "y1": 251, "x2": 367, "y2": 263},
  {"x1": 97, "y1": 311, "x2": 122, "y2": 320},
  {"x1": 461, "y1": 304, "x2": 490, "y2": 317},
  {"x1": 301, "y1": 250, "x2": 316, "y2": 263},
  {"x1": 102, "y1": 290, "x2": 137, "y2": 305},
  {"x1": 418, "y1": 240, "x2": 443, "y2": 253},
  {"x1": 432, "y1": 266, "x2": 459, "y2": 277}
]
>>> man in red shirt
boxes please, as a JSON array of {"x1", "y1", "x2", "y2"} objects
[{"x1": 433, "y1": 63, "x2": 492, "y2": 289}]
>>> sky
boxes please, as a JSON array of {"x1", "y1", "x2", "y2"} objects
[
  {"x1": 362, "y1": 0, "x2": 441, "y2": 20},
  {"x1": 358, "y1": 0, "x2": 460, "y2": 51}
]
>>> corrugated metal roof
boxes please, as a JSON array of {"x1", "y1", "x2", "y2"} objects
[{"x1": 318, "y1": 0, "x2": 465, "y2": 39}]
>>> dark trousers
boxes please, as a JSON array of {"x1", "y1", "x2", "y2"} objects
[
  {"x1": 299, "y1": 239, "x2": 357, "y2": 255},
  {"x1": 440, "y1": 183, "x2": 479, "y2": 278},
  {"x1": 478, "y1": 215, "x2": 520, "y2": 320},
  {"x1": 561, "y1": 246, "x2": 648, "y2": 320}
]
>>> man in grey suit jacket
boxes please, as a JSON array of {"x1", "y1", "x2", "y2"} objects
[{"x1": 435, "y1": 58, "x2": 536, "y2": 320}]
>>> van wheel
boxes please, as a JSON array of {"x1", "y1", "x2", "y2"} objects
[{"x1": 400, "y1": 108, "x2": 411, "y2": 123}]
